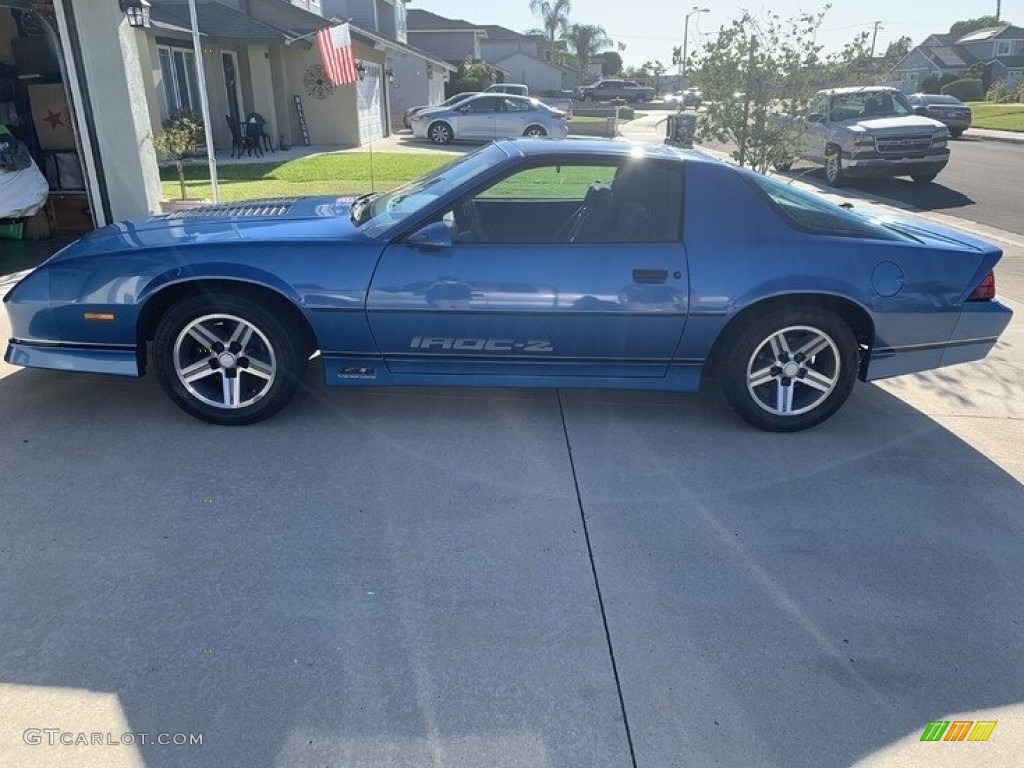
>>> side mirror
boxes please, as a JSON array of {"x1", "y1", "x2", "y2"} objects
[
  {"x1": 406, "y1": 221, "x2": 452, "y2": 252},
  {"x1": 805, "y1": 112, "x2": 824, "y2": 124}
]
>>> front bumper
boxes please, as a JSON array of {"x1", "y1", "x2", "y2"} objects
[
  {"x1": 5, "y1": 340, "x2": 141, "y2": 377},
  {"x1": 844, "y1": 148, "x2": 949, "y2": 178}
]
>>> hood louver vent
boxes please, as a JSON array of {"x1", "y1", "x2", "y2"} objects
[{"x1": 168, "y1": 199, "x2": 298, "y2": 219}]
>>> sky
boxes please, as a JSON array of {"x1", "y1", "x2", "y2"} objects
[{"x1": 413, "y1": 1, "x2": 1021, "y2": 69}]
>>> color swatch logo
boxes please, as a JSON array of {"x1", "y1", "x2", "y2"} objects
[{"x1": 920, "y1": 720, "x2": 997, "y2": 742}]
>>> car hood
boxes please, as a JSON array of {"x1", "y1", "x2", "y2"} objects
[
  {"x1": 849, "y1": 115, "x2": 945, "y2": 133},
  {"x1": 43, "y1": 196, "x2": 373, "y2": 262}
]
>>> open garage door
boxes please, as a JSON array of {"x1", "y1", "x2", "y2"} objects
[{"x1": 356, "y1": 61, "x2": 385, "y2": 142}]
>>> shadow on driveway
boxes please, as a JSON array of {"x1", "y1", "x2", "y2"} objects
[{"x1": 0, "y1": 364, "x2": 1021, "y2": 766}]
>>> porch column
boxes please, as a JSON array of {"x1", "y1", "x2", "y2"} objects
[
  {"x1": 53, "y1": 0, "x2": 162, "y2": 223},
  {"x1": 247, "y1": 45, "x2": 277, "y2": 148}
]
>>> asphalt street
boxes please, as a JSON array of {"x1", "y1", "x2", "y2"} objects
[
  {"x1": 781, "y1": 135, "x2": 1024, "y2": 236},
  {"x1": 1, "y1": 120, "x2": 1023, "y2": 767}
]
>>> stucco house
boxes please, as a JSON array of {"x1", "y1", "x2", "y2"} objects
[
  {"x1": 0, "y1": 0, "x2": 449, "y2": 239},
  {"x1": 406, "y1": 9, "x2": 485, "y2": 64},
  {"x1": 893, "y1": 24, "x2": 1024, "y2": 91}
]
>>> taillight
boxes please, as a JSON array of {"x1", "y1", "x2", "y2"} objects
[{"x1": 967, "y1": 272, "x2": 996, "y2": 301}]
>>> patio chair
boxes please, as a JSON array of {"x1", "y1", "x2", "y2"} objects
[
  {"x1": 244, "y1": 112, "x2": 274, "y2": 153},
  {"x1": 226, "y1": 116, "x2": 261, "y2": 158}
]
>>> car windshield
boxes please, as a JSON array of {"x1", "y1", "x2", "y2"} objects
[
  {"x1": 744, "y1": 171, "x2": 910, "y2": 241},
  {"x1": 829, "y1": 90, "x2": 913, "y2": 120},
  {"x1": 354, "y1": 143, "x2": 509, "y2": 236}
]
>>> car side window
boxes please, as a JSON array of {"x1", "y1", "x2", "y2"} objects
[
  {"x1": 463, "y1": 97, "x2": 499, "y2": 114},
  {"x1": 477, "y1": 164, "x2": 617, "y2": 200},
  {"x1": 501, "y1": 97, "x2": 531, "y2": 113},
  {"x1": 447, "y1": 162, "x2": 682, "y2": 245}
]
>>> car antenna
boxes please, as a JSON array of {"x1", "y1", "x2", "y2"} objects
[{"x1": 368, "y1": 134, "x2": 375, "y2": 192}]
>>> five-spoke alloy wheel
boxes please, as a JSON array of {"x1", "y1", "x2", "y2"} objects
[
  {"x1": 154, "y1": 293, "x2": 306, "y2": 424},
  {"x1": 719, "y1": 308, "x2": 858, "y2": 431}
]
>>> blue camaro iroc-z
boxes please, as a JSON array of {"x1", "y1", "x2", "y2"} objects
[{"x1": 3, "y1": 139, "x2": 1013, "y2": 431}]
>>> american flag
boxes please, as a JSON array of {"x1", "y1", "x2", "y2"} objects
[
  {"x1": 316, "y1": 22, "x2": 358, "y2": 86},
  {"x1": 617, "y1": 41, "x2": 627, "y2": 52}
]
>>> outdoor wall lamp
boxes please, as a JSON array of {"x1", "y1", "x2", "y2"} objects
[
  {"x1": 120, "y1": 0, "x2": 151, "y2": 29},
  {"x1": 355, "y1": 61, "x2": 366, "y2": 81},
  {"x1": 426, "y1": 63, "x2": 434, "y2": 79},
  {"x1": 386, "y1": 67, "x2": 396, "y2": 84}
]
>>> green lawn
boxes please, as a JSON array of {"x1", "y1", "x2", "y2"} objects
[
  {"x1": 160, "y1": 153, "x2": 451, "y2": 202},
  {"x1": 966, "y1": 102, "x2": 1024, "y2": 132}
]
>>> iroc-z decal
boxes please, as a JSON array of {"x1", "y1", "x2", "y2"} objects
[{"x1": 409, "y1": 337, "x2": 554, "y2": 353}]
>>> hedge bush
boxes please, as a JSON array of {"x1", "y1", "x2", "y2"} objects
[{"x1": 941, "y1": 78, "x2": 984, "y2": 102}]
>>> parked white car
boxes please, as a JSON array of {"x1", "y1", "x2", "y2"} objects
[{"x1": 410, "y1": 94, "x2": 568, "y2": 145}]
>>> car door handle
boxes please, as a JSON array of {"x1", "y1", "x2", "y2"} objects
[{"x1": 632, "y1": 269, "x2": 668, "y2": 283}]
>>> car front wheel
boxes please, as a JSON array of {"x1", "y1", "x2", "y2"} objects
[
  {"x1": 153, "y1": 293, "x2": 306, "y2": 425},
  {"x1": 824, "y1": 147, "x2": 845, "y2": 187},
  {"x1": 718, "y1": 308, "x2": 858, "y2": 432},
  {"x1": 428, "y1": 121, "x2": 453, "y2": 145},
  {"x1": 523, "y1": 125, "x2": 547, "y2": 138}
]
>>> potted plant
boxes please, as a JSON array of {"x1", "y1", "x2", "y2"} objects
[{"x1": 151, "y1": 109, "x2": 205, "y2": 210}]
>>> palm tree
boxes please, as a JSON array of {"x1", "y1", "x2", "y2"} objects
[
  {"x1": 529, "y1": 0, "x2": 572, "y2": 44},
  {"x1": 563, "y1": 23, "x2": 612, "y2": 73}
]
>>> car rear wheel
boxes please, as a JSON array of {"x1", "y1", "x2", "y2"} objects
[
  {"x1": 718, "y1": 308, "x2": 858, "y2": 432},
  {"x1": 523, "y1": 125, "x2": 548, "y2": 138},
  {"x1": 911, "y1": 173, "x2": 937, "y2": 184},
  {"x1": 428, "y1": 121, "x2": 453, "y2": 145},
  {"x1": 153, "y1": 293, "x2": 306, "y2": 425},
  {"x1": 824, "y1": 146, "x2": 845, "y2": 187},
  {"x1": 950, "y1": 128, "x2": 964, "y2": 139}
]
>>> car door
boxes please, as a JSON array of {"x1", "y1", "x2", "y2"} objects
[
  {"x1": 453, "y1": 96, "x2": 500, "y2": 140},
  {"x1": 495, "y1": 96, "x2": 532, "y2": 138},
  {"x1": 803, "y1": 93, "x2": 830, "y2": 162},
  {"x1": 366, "y1": 159, "x2": 689, "y2": 379}
]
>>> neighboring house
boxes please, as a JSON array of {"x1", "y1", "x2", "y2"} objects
[
  {"x1": 408, "y1": 12, "x2": 583, "y2": 94},
  {"x1": 893, "y1": 24, "x2": 1024, "y2": 90},
  {"x1": 480, "y1": 25, "x2": 581, "y2": 93},
  {"x1": 324, "y1": 0, "x2": 455, "y2": 130},
  {"x1": 406, "y1": 8, "x2": 486, "y2": 63}
]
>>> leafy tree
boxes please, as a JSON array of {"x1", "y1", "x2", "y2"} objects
[
  {"x1": 529, "y1": 0, "x2": 572, "y2": 44},
  {"x1": 949, "y1": 16, "x2": 1005, "y2": 40},
  {"x1": 446, "y1": 61, "x2": 496, "y2": 96},
  {"x1": 884, "y1": 36, "x2": 912, "y2": 65},
  {"x1": 562, "y1": 22, "x2": 611, "y2": 72},
  {"x1": 600, "y1": 50, "x2": 623, "y2": 75},
  {"x1": 692, "y1": 7, "x2": 872, "y2": 173},
  {"x1": 150, "y1": 109, "x2": 204, "y2": 200}
]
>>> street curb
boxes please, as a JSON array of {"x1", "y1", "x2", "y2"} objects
[{"x1": 961, "y1": 131, "x2": 1024, "y2": 145}]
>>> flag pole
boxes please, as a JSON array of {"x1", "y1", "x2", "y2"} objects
[{"x1": 188, "y1": 0, "x2": 219, "y2": 203}]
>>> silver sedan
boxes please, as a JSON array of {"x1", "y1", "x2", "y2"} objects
[{"x1": 410, "y1": 94, "x2": 569, "y2": 145}]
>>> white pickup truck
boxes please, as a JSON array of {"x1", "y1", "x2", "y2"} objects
[{"x1": 781, "y1": 87, "x2": 950, "y2": 186}]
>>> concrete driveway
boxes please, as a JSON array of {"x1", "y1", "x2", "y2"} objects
[{"x1": 1, "y1": 144, "x2": 1023, "y2": 767}]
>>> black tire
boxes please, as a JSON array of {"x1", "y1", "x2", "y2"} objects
[
  {"x1": 717, "y1": 307, "x2": 858, "y2": 432},
  {"x1": 773, "y1": 161, "x2": 793, "y2": 172},
  {"x1": 153, "y1": 293, "x2": 307, "y2": 425},
  {"x1": 428, "y1": 121, "x2": 453, "y2": 145},
  {"x1": 950, "y1": 128, "x2": 964, "y2": 139},
  {"x1": 911, "y1": 173, "x2": 937, "y2": 184},
  {"x1": 824, "y1": 146, "x2": 845, "y2": 187},
  {"x1": 523, "y1": 125, "x2": 548, "y2": 138}
]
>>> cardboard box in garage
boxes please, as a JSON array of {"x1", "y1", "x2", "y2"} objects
[
  {"x1": 47, "y1": 192, "x2": 93, "y2": 234},
  {"x1": 28, "y1": 83, "x2": 76, "y2": 151}
]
